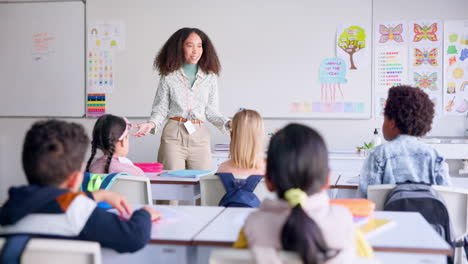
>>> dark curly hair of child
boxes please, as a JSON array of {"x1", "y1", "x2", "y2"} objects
[{"x1": 384, "y1": 85, "x2": 434, "y2": 137}]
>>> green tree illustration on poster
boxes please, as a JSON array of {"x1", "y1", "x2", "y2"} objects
[{"x1": 337, "y1": 26, "x2": 366, "y2": 70}]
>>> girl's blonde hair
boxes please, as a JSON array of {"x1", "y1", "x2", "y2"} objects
[{"x1": 230, "y1": 109, "x2": 264, "y2": 169}]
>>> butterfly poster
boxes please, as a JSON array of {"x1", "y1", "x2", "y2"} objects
[
  {"x1": 443, "y1": 20, "x2": 468, "y2": 116},
  {"x1": 374, "y1": 21, "x2": 407, "y2": 45},
  {"x1": 375, "y1": 93, "x2": 387, "y2": 118},
  {"x1": 409, "y1": 45, "x2": 442, "y2": 68},
  {"x1": 409, "y1": 20, "x2": 442, "y2": 44},
  {"x1": 410, "y1": 68, "x2": 443, "y2": 116}
]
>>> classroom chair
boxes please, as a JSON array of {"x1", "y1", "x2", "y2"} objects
[
  {"x1": 108, "y1": 174, "x2": 153, "y2": 205},
  {"x1": 209, "y1": 248, "x2": 301, "y2": 264},
  {"x1": 368, "y1": 184, "x2": 468, "y2": 263},
  {"x1": 200, "y1": 174, "x2": 274, "y2": 206},
  {"x1": 0, "y1": 238, "x2": 101, "y2": 264}
]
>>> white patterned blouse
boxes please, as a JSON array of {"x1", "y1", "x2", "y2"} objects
[{"x1": 148, "y1": 68, "x2": 229, "y2": 134}]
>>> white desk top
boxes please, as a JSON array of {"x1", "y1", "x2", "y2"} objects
[
  {"x1": 193, "y1": 207, "x2": 255, "y2": 246},
  {"x1": 192, "y1": 208, "x2": 451, "y2": 255},
  {"x1": 149, "y1": 205, "x2": 224, "y2": 244},
  {"x1": 369, "y1": 211, "x2": 451, "y2": 255},
  {"x1": 334, "y1": 176, "x2": 468, "y2": 190}
]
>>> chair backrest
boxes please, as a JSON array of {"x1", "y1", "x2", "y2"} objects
[
  {"x1": 0, "y1": 238, "x2": 101, "y2": 264},
  {"x1": 200, "y1": 174, "x2": 273, "y2": 206},
  {"x1": 432, "y1": 185, "x2": 468, "y2": 239},
  {"x1": 108, "y1": 175, "x2": 153, "y2": 205},
  {"x1": 368, "y1": 184, "x2": 468, "y2": 239},
  {"x1": 209, "y1": 248, "x2": 301, "y2": 264},
  {"x1": 367, "y1": 184, "x2": 395, "y2": 210}
]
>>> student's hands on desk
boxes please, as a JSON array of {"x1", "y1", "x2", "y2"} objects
[
  {"x1": 132, "y1": 122, "x2": 156, "y2": 137},
  {"x1": 92, "y1": 190, "x2": 132, "y2": 216},
  {"x1": 142, "y1": 207, "x2": 162, "y2": 222}
]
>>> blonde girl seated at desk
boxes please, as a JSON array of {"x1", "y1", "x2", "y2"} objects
[
  {"x1": 234, "y1": 124, "x2": 358, "y2": 263},
  {"x1": 86, "y1": 114, "x2": 145, "y2": 177},
  {"x1": 217, "y1": 109, "x2": 265, "y2": 176}
]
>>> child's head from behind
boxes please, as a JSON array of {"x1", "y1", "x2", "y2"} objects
[
  {"x1": 230, "y1": 109, "x2": 264, "y2": 169},
  {"x1": 383, "y1": 85, "x2": 434, "y2": 140},
  {"x1": 22, "y1": 120, "x2": 89, "y2": 189},
  {"x1": 266, "y1": 123, "x2": 329, "y2": 197},
  {"x1": 86, "y1": 114, "x2": 131, "y2": 173},
  {"x1": 266, "y1": 124, "x2": 337, "y2": 264}
]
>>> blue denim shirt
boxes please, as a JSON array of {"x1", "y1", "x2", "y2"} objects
[{"x1": 359, "y1": 135, "x2": 450, "y2": 197}]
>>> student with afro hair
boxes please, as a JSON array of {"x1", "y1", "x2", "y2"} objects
[{"x1": 359, "y1": 85, "x2": 451, "y2": 197}]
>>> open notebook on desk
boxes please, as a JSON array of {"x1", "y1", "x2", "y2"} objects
[{"x1": 160, "y1": 170, "x2": 214, "y2": 178}]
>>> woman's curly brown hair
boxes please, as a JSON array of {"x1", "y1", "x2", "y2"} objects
[
  {"x1": 384, "y1": 85, "x2": 434, "y2": 136},
  {"x1": 154, "y1": 28, "x2": 221, "y2": 76}
]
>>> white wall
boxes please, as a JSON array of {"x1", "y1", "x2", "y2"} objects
[
  {"x1": 1, "y1": 0, "x2": 467, "y2": 202},
  {"x1": 0, "y1": 116, "x2": 464, "y2": 202}
]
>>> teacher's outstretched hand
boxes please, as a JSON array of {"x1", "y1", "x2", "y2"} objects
[
  {"x1": 132, "y1": 122, "x2": 156, "y2": 137},
  {"x1": 134, "y1": 28, "x2": 230, "y2": 171}
]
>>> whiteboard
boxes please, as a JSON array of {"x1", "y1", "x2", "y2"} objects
[
  {"x1": 0, "y1": 1, "x2": 85, "y2": 117},
  {"x1": 87, "y1": 0, "x2": 372, "y2": 119}
]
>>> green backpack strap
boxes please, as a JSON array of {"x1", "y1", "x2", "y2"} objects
[{"x1": 81, "y1": 172, "x2": 129, "y2": 192}]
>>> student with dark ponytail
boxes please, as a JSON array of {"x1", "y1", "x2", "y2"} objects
[
  {"x1": 235, "y1": 124, "x2": 356, "y2": 263},
  {"x1": 86, "y1": 114, "x2": 145, "y2": 177}
]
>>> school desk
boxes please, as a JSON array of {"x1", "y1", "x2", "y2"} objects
[
  {"x1": 192, "y1": 208, "x2": 451, "y2": 264},
  {"x1": 212, "y1": 151, "x2": 366, "y2": 174},
  {"x1": 333, "y1": 175, "x2": 468, "y2": 199},
  {"x1": 102, "y1": 205, "x2": 224, "y2": 264},
  {"x1": 147, "y1": 173, "x2": 201, "y2": 205}
]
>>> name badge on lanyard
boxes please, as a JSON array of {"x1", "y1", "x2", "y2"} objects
[
  {"x1": 184, "y1": 120, "x2": 196, "y2": 135},
  {"x1": 183, "y1": 73, "x2": 198, "y2": 135}
]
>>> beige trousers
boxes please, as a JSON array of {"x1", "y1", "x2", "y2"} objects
[{"x1": 157, "y1": 119, "x2": 212, "y2": 170}]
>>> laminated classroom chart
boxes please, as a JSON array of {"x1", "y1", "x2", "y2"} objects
[
  {"x1": 336, "y1": 24, "x2": 369, "y2": 71},
  {"x1": 443, "y1": 20, "x2": 468, "y2": 115},
  {"x1": 87, "y1": 93, "x2": 106, "y2": 117},
  {"x1": 407, "y1": 20, "x2": 444, "y2": 116},
  {"x1": 88, "y1": 21, "x2": 126, "y2": 51},
  {"x1": 87, "y1": 50, "x2": 114, "y2": 93},
  {"x1": 374, "y1": 45, "x2": 408, "y2": 116},
  {"x1": 308, "y1": 57, "x2": 365, "y2": 114}
]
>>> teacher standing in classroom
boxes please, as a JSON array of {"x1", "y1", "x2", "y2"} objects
[{"x1": 133, "y1": 28, "x2": 230, "y2": 171}]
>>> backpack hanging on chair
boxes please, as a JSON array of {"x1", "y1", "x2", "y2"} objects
[
  {"x1": 81, "y1": 172, "x2": 129, "y2": 209},
  {"x1": 216, "y1": 173, "x2": 263, "y2": 208},
  {"x1": 384, "y1": 181, "x2": 455, "y2": 263}
]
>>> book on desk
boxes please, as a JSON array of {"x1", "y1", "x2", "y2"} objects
[{"x1": 160, "y1": 170, "x2": 214, "y2": 178}]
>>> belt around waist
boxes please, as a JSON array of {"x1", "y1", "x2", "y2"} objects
[{"x1": 170, "y1": 117, "x2": 203, "y2": 124}]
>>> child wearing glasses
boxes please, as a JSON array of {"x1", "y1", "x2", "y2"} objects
[{"x1": 86, "y1": 114, "x2": 145, "y2": 177}]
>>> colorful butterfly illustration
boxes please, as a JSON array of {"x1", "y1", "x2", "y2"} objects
[
  {"x1": 414, "y1": 72, "x2": 437, "y2": 91},
  {"x1": 379, "y1": 24, "x2": 403, "y2": 43},
  {"x1": 414, "y1": 48, "x2": 438, "y2": 66},
  {"x1": 413, "y1": 23, "x2": 438, "y2": 42}
]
